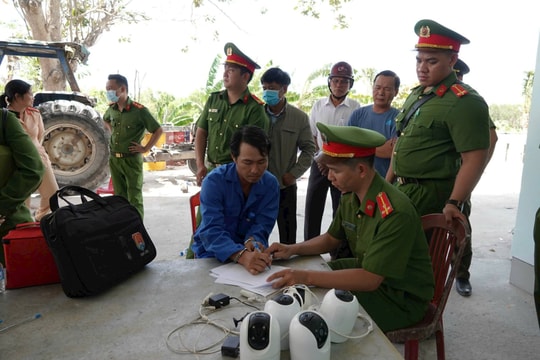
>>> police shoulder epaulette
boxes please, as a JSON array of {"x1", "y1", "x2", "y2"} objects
[
  {"x1": 376, "y1": 192, "x2": 394, "y2": 218},
  {"x1": 131, "y1": 101, "x2": 145, "y2": 109},
  {"x1": 450, "y1": 83, "x2": 469, "y2": 97},
  {"x1": 250, "y1": 93, "x2": 264, "y2": 105}
]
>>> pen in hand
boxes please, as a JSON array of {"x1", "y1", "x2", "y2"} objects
[{"x1": 253, "y1": 242, "x2": 271, "y2": 271}]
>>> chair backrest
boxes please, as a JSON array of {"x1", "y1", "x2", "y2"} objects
[
  {"x1": 96, "y1": 177, "x2": 114, "y2": 195},
  {"x1": 189, "y1": 191, "x2": 201, "y2": 234},
  {"x1": 421, "y1": 213, "x2": 471, "y2": 316}
]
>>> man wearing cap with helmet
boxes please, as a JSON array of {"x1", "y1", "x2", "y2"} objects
[
  {"x1": 266, "y1": 123, "x2": 434, "y2": 332},
  {"x1": 194, "y1": 42, "x2": 268, "y2": 187},
  {"x1": 386, "y1": 20, "x2": 491, "y2": 297},
  {"x1": 453, "y1": 58, "x2": 499, "y2": 297},
  {"x1": 304, "y1": 61, "x2": 361, "y2": 246}
]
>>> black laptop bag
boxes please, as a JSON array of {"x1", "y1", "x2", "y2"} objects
[{"x1": 40, "y1": 185, "x2": 156, "y2": 297}]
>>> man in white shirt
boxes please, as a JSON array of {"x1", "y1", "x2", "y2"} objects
[{"x1": 304, "y1": 61, "x2": 361, "y2": 254}]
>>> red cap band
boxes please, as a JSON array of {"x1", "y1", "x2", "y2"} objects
[
  {"x1": 226, "y1": 54, "x2": 255, "y2": 73},
  {"x1": 322, "y1": 141, "x2": 376, "y2": 158},
  {"x1": 416, "y1": 33, "x2": 461, "y2": 51}
]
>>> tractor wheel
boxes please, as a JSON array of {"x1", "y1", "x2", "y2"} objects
[{"x1": 39, "y1": 100, "x2": 110, "y2": 190}]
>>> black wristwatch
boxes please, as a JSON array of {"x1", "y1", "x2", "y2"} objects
[{"x1": 445, "y1": 199, "x2": 463, "y2": 210}]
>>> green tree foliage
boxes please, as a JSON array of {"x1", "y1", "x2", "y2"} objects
[
  {"x1": 8, "y1": 0, "x2": 148, "y2": 91},
  {"x1": 489, "y1": 104, "x2": 524, "y2": 133},
  {"x1": 294, "y1": 0, "x2": 351, "y2": 29}
]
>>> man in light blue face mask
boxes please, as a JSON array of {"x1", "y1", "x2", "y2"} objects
[
  {"x1": 260, "y1": 68, "x2": 316, "y2": 245},
  {"x1": 102, "y1": 74, "x2": 163, "y2": 219}
]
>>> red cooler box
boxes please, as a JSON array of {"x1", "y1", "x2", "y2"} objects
[{"x1": 2, "y1": 222, "x2": 60, "y2": 289}]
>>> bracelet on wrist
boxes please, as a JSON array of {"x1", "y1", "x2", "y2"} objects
[{"x1": 233, "y1": 248, "x2": 248, "y2": 263}]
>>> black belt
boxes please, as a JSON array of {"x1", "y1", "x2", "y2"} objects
[
  {"x1": 396, "y1": 176, "x2": 449, "y2": 185},
  {"x1": 112, "y1": 152, "x2": 138, "y2": 158},
  {"x1": 396, "y1": 176, "x2": 422, "y2": 185}
]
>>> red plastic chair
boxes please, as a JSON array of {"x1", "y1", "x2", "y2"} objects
[
  {"x1": 184, "y1": 191, "x2": 201, "y2": 259},
  {"x1": 385, "y1": 213, "x2": 470, "y2": 360},
  {"x1": 189, "y1": 191, "x2": 201, "y2": 234},
  {"x1": 96, "y1": 177, "x2": 114, "y2": 195}
]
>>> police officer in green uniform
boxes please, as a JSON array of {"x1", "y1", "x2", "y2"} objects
[
  {"x1": 267, "y1": 123, "x2": 434, "y2": 332},
  {"x1": 454, "y1": 58, "x2": 499, "y2": 296},
  {"x1": 1, "y1": 109, "x2": 44, "y2": 263},
  {"x1": 194, "y1": 42, "x2": 268, "y2": 187},
  {"x1": 386, "y1": 20, "x2": 491, "y2": 297},
  {"x1": 103, "y1": 74, "x2": 163, "y2": 219}
]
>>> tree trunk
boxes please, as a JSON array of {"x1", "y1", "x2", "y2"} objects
[{"x1": 18, "y1": 0, "x2": 67, "y2": 90}]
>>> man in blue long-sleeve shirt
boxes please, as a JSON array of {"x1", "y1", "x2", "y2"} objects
[{"x1": 192, "y1": 125, "x2": 279, "y2": 274}]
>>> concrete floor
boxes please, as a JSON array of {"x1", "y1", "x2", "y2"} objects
[
  {"x1": 127, "y1": 133, "x2": 539, "y2": 359},
  {"x1": 24, "y1": 133, "x2": 537, "y2": 359}
]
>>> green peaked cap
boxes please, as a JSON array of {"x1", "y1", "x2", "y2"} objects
[
  {"x1": 454, "y1": 58, "x2": 470, "y2": 76},
  {"x1": 224, "y1": 42, "x2": 260, "y2": 73},
  {"x1": 414, "y1": 19, "x2": 469, "y2": 52},
  {"x1": 316, "y1": 122, "x2": 386, "y2": 158}
]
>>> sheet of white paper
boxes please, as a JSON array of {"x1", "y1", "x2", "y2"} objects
[{"x1": 210, "y1": 262, "x2": 289, "y2": 297}]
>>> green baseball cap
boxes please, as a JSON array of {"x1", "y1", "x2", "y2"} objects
[{"x1": 316, "y1": 122, "x2": 386, "y2": 158}]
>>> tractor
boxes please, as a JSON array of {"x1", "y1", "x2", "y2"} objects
[{"x1": 0, "y1": 39, "x2": 110, "y2": 190}]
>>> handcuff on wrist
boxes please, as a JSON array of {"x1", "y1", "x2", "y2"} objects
[{"x1": 233, "y1": 248, "x2": 248, "y2": 263}]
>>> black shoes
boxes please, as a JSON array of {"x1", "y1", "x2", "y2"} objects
[{"x1": 455, "y1": 278, "x2": 472, "y2": 297}]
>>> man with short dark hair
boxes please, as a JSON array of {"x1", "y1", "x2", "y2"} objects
[
  {"x1": 386, "y1": 19, "x2": 491, "y2": 296},
  {"x1": 192, "y1": 126, "x2": 279, "y2": 275},
  {"x1": 348, "y1": 70, "x2": 400, "y2": 177},
  {"x1": 103, "y1": 74, "x2": 163, "y2": 219},
  {"x1": 261, "y1": 67, "x2": 316, "y2": 244}
]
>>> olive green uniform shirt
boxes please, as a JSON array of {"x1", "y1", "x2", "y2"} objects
[
  {"x1": 103, "y1": 98, "x2": 161, "y2": 154},
  {"x1": 197, "y1": 89, "x2": 268, "y2": 164},
  {"x1": 391, "y1": 72, "x2": 490, "y2": 217},
  {"x1": 1, "y1": 110, "x2": 44, "y2": 262},
  {"x1": 393, "y1": 72, "x2": 490, "y2": 180},
  {"x1": 103, "y1": 98, "x2": 161, "y2": 218},
  {"x1": 327, "y1": 174, "x2": 434, "y2": 332},
  {"x1": 267, "y1": 101, "x2": 316, "y2": 188}
]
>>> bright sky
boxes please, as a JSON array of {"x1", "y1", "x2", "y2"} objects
[{"x1": 2, "y1": 0, "x2": 539, "y2": 105}]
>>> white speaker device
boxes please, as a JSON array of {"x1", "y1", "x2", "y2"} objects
[
  {"x1": 240, "y1": 311, "x2": 280, "y2": 360},
  {"x1": 319, "y1": 288, "x2": 360, "y2": 343},
  {"x1": 289, "y1": 310, "x2": 331, "y2": 360},
  {"x1": 264, "y1": 293, "x2": 302, "y2": 350}
]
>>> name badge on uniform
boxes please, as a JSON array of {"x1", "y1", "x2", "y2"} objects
[
  {"x1": 209, "y1": 108, "x2": 218, "y2": 113},
  {"x1": 342, "y1": 221, "x2": 356, "y2": 231}
]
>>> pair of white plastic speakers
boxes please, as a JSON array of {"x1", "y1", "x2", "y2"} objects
[{"x1": 239, "y1": 287, "x2": 359, "y2": 360}]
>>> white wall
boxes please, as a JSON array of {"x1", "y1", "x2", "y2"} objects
[{"x1": 510, "y1": 34, "x2": 540, "y2": 293}]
